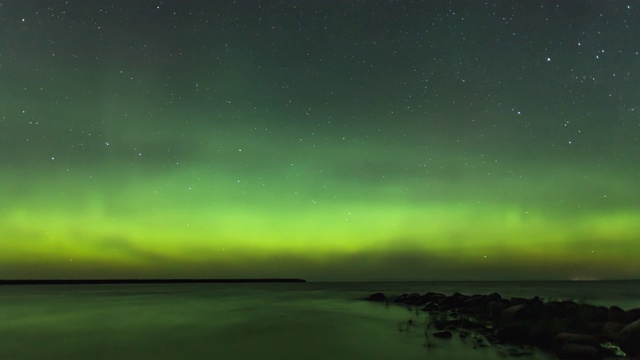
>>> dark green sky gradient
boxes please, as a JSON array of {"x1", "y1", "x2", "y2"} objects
[{"x1": 1, "y1": 1, "x2": 639, "y2": 280}]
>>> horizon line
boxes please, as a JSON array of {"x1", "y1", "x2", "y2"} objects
[{"x1": 1, "y1": 278, "x2": 639, "y2": 285}]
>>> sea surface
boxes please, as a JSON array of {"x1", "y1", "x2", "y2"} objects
[{"x1": 0, "y1": 281, "x2": 638, "y2": 360}]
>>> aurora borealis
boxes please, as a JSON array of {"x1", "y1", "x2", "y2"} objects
[{"x1": 1, "y1": 1, "x2": 639, "y2": 281}]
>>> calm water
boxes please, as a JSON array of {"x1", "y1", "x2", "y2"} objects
[{"x1": 0, "y1": 281, "x2": 638, "y2": 360}]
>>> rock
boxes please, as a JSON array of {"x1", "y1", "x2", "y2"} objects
[
  {"x1": 591, "y1": 306, "x2": 610, "y2": 323},
  {"x1": 365, "y1": 292, "x2": 387, "y2": 302},
  {"x1": 394, "y1": 293, "x2": 421, "y2": 305},
  {"x1": 421, "y1": 301, "x2": 439, "y2": 312},
  {"x1": 439, "y1": 292, "x2": 470, "y2": 310},
  {"x1": 496, "y1": 323, "x2": 531, "y2": 343},
  {"x1": 486, "y1": 300, "x2": 507, "y2": 320},
  {"x1": 546, "y1": 301, "x2": 574, "y2": 319},
  {"x1": 609, "y1": 305, "x2": 626, "y2": 323},
  {"x1": 433, "y1": 330, "x2": 453, "y2": 338},
  {"x1": 510, "y1": 297, "x2": 529, "y2": 306},
  {"x1": 500, "y1": 303, "x2": 528, "y2": 323},
  {"x1": 422, "y1": 292, "x2": 447, "y2": 304},
  {"x1": 601, "y1": 321, "x2": 625, "y2": 340},
  {"x1": 626, "y1": 308, "x2": 640, "y2": 323},
  {"x1": 617, "y1": 318, "x2": 640, "y2": 356},
  {"x1": 577, "y1": 304, "x2": 608, "y2": 323},
  {"x1": 555, "y1": 343, "x2": 600, "y2": 359},
  {"x1": 463, "y1": 294, "x2": 486, "y2": 308},
  {"x1": 486, "y1": 292, "x2": 502, "y2": 302}
]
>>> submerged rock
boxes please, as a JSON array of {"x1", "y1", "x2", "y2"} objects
[{"x1": 365, "y1": 292, "x2": 387, "y2": 302}]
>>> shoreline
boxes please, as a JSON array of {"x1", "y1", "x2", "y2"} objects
[{"x1": 366, "y1": 291, "x2": 640, "y2": 359}]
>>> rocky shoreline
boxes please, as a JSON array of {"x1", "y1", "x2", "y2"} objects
[{"x1": 365, "y1": 291, "x2": 640, "y2": 359}]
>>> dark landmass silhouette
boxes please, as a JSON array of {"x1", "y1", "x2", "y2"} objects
[{"x1": 0, "y1": 278, "x2": 306, "y2": 285}]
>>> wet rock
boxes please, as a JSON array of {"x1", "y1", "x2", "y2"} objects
[
  {"x1": 394, "y1": 293, "x2": 421, "y2": 305},
  {"x1": 499, "y1": 303, "x2": 528, "y2": 323},
  {"x1": 486, "y1": 292, "x2": 502, "y2": 302},
  {"x1": 463, "y1": 294, "x2": 486, "y2": 308},
  {"x1": 617, "y1": 319, "x2": 640, "y2": 356},
  {"x1": 365, "y1": 292, "x2": 387, "y2": 302},
  {"x1": 591, "y1": 306, "x2": 610, "y2": 323},
  {"x1": 510, "y1": 297, "x2": 529, "y2": 306},
  {"x1": 422, "y1": 292, "x2": 447, "y2": 304},
  {"x1": 577, "y1": 304, "x2": 606, "y2": 323},
  {"x1": 496, "y1": 323, "x2": 531, "y2": 343},
  {"x1": 433, "y1": 330, "x2": 453, "y2": 338},
  {"x1": 439, "y1": 292, "x2": 470, "y2": 310},
  {"x1": 486, "y1": 300, "x2": 507, "y2": 320},
  {"x1": 626, "y1": 308, "x2": 640, "y2": 323},
  {"x1": 609, "y1": 305, "x2": 627, "y2": 323},
  {"x1": 421, "y1": 301, "x2": 439, "y2": 312},
  {"x1": 601, "y1": 321, "x2": 625, "y2": 340}
]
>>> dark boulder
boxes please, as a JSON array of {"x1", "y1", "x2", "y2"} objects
[
  {"x1": 499, "y1": 303, "x2": 527, "y2": 323},
  {"x1": 392, "y1": 293, "x2": 407, "y2": 303},
  {"x1": 394, "y1": 292, "x2": 422, "y2": 305},
  {"x1": 617, "y1": 318, "x2": 640, "y2": 356},
  {"x1": 463, "y1": 294, "x2": 486, "y2": 308},
  {"x1": 439, "y1": 292, "x2": 470, "y2": 310},
  {"x1": 510, "y1": 297, "x2": 529, "y2": 306},
  {"x1": 626, "y1": 308, "x2": 640, "y2": 323},
  {"x1": 590, "y1": 306, "x2": 610, "y2": 323},
  {"x1": 365, "y1": 292, "x2": 387, "y2": 302},
  {"x1": 421, "y1": 301, "x2": 439, "y2": 312},
  {"x1": 486, "y1": 300, "x2": 507, "y2": 320},
  {"x1": 485, "y1": 292, "x2": 502, "y2": 302},
  {"x1": 422, "y1": 292, "x2": 447, "y2": 304},
  {"x1": 496, "y1": 323, "x2": 531, "y2": 343},
  {"x1": 609, "y1": 305, "x2": 627, "y2": 323},
  {"x1": 601, "y1": 321, "x2": 625, "y2": 340}
]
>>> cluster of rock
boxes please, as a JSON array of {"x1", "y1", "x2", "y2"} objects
[{"x1": 365, "y1": 291, "x2": 640, "y2": 359}]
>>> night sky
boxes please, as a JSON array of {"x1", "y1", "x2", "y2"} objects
[{"x1": 1, "y1": 1, "x2": 639, "y2": 281}]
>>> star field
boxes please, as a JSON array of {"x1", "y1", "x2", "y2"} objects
[{"x1": 1, "y1": 1, "x2": 639, "y2": 280}]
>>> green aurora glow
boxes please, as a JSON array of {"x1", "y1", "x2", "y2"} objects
[{"x1": 1, "y1": 1, "x2": 639, "y2": 280}]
